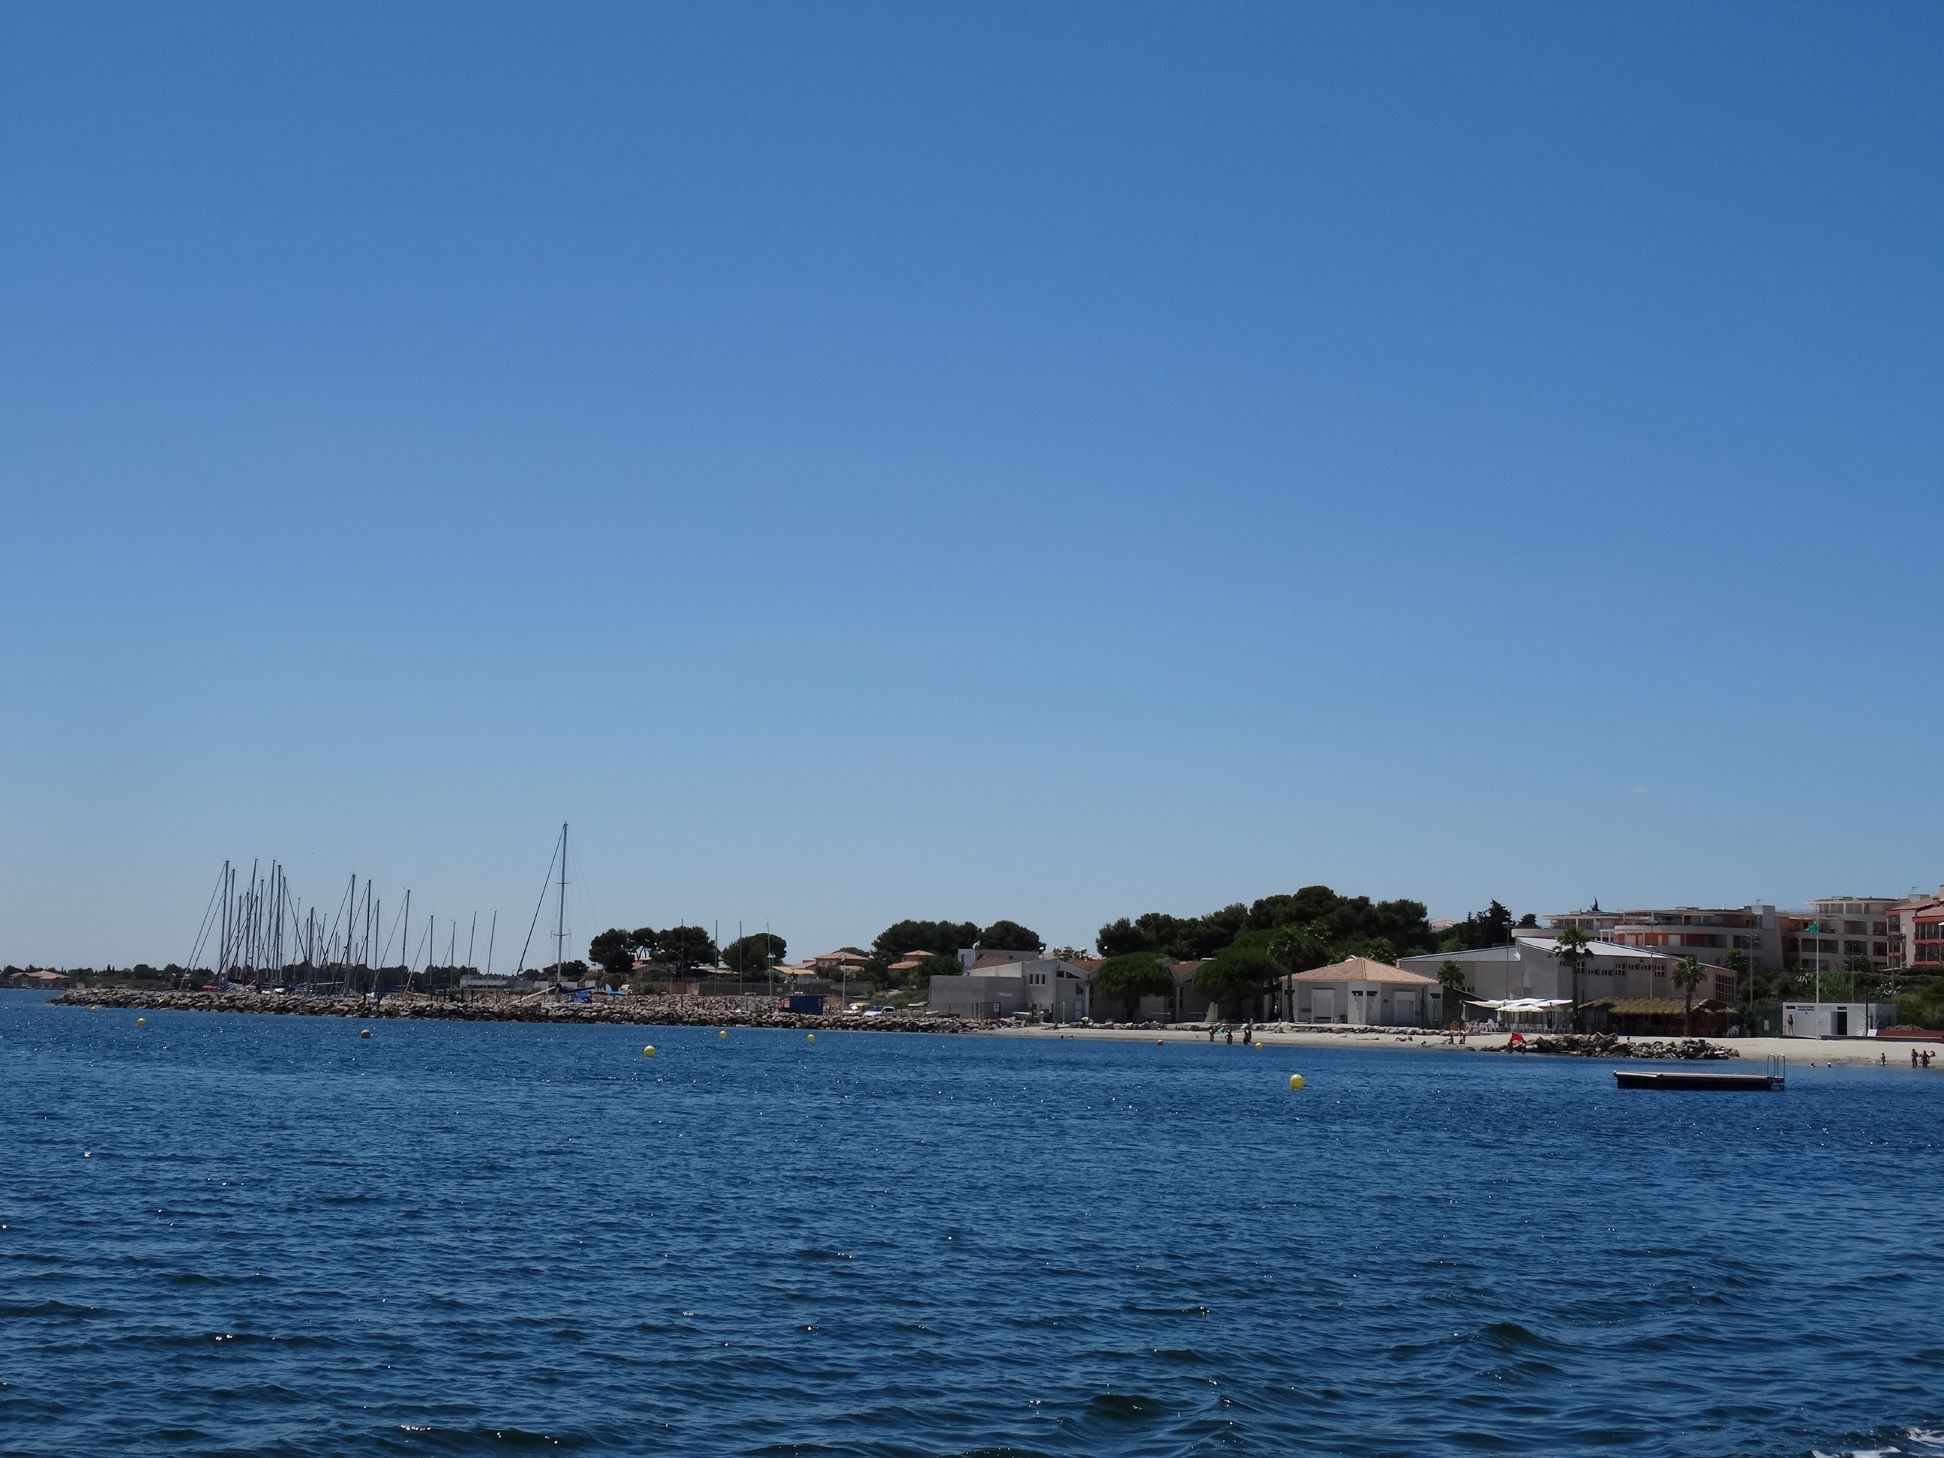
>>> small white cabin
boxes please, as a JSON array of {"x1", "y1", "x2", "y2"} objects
[{"x1": 1780, "y1": 1002, "x2": 1897, "y2": 1038}]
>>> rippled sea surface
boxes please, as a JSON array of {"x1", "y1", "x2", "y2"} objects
[{"x1": 4, "y1": 990, "x2": 1943, "y2": 1457}]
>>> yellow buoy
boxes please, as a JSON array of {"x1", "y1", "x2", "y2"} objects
[
  {"x1": 1287, "y1": 1073, "x2": 1305, "y2": 1091},
  {"x1": 136, "y1": 1017, "x2": 147, "y2": 1028},
  {"x1": 89, "y1": 1005, "x2": 99, "y2": 1013},
  {"x1": 717, "y1": 1030, "x2": 728, "y2": 1039},
  {"x1": 806, "y1": 1032, "x2": 816, "y2": 1043},
  {"x1": 359, "y1": 1028, "x2": 372, "y2": 1039},
  {"x1": 642, "y1": 1045, "x2": 657, "y2": 1058}
]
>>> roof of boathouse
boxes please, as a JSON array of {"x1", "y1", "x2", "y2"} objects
[{"x1": 1284, "y1": 957, "x2": 1437, "y2": 986}]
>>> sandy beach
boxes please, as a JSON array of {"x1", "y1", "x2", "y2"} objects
[{"x1": 987, "y1": 1023, "x2": 1944, "y2": 1068}]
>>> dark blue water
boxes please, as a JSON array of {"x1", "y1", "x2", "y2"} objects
[{"x1": 4, "y1": 990, "x2": 1942, "y2": 1458}]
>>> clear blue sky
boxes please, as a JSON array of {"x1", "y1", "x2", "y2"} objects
[{"x1": 4, "y1": 2, "x2": 1940, "y2": 968}]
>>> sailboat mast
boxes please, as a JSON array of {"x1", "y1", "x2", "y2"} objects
[
  {"x1": 246, "y1": 859, "x2": 259, "y2": 979},
  {"x1": 218, "y1": 860, "x2": 231, "y2": 983},
  {"x1": 555, "y1": 821, "x2": 568, "y2": 977}
]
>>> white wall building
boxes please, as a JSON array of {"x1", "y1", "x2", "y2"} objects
[
  {"x1": 1400, "y1": 937, "x2": 1736, "y2": 1005},
  {"x1": 1780, "y1": 1001, "x2": 1898, "y2": 1038},
  {"x1": 928, "y1": 956, "x2": 1094, "y2": 1022}
]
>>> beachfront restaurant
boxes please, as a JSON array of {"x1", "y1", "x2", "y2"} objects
[
  {"x1": 1581, "y1": 996, "x2": 1730, "y2": 1037},
  {"x1": 1280, "y1": 957, "x2": 1440, "y2": 1027}
]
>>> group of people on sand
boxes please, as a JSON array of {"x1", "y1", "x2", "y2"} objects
[{"x1": 1209, "y1": 1022, "x2": 1256, "y2": 1045}]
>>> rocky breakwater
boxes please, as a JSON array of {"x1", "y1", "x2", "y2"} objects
[
  {"x1": 1506, "y1": 1032, "x2": 1738, "y2": 1060},
  {"x1": 51, "y1": 987, "x2": 988, "y2": 1035}
]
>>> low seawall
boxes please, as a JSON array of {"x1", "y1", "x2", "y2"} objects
[
  {"x1": 51, "y1": 987, "x2": 985, "y2": 1035},
  {"x1": 1505, "y1": 1033, "x2": 1739, "y2": 1060}
]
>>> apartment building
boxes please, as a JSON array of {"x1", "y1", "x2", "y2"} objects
[
  {"x1": 1791, "y1": 897, "x2": 1900, "y2": 972},
  {"x1": 1892, "y1": 888, "x2": 1944, "y2": 969},
  {"x1": 1548, "y1": 904, "x2": 1783, "y2": 972}
]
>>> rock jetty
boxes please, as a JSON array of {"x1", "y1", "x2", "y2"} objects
[
  {"x1": 1506, "y1": 1033, "x2": 1738, "y2": 1060},
  {"x1": 51, "y1": 987, "x2": 989, "y2": 1035}
]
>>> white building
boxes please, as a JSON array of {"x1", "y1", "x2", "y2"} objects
[
  {"x1": 1780, "y1": 1002, "x2": 1898, "y2": 1038},
  {"x1": 1399, "y1": 937, "x2": 1736, "y2": 1005},
  {"x1": 927, "y1": 955, "x2": 1094, "y2": 1022}
]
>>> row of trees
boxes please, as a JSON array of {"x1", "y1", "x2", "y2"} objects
[
  {"x1": 584, "y1": 917, "x2": 1046, "y2": 989},
  {"x1": 1438, "y1": 900, "x2": 1540, "y2": 952},
  {"x1": 1097, "y1": 886, "x2": 1440, "y2": 966},
  {"x1": 588, "y1": 925, "x2": 721, "y2": 980},
  {"x1": 1088, "y1": 885, "x2": 1521, "y2": 1019},
  {"x1": 866, "y1": 919, "x2": 1042, "y2": 987},
  {"x1": 587, "y1": 926, "x2": 793, "y2": 982}
]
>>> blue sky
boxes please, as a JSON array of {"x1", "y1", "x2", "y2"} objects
[{"x1": 3, "y1": 2, "x2": 1940, "y2": 968}]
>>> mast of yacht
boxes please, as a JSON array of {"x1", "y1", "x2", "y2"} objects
[
  {"x1": 555, "y1": 821, "x2": 568, "y2": 982},
  {"x1": 218, "y1": 860, "x2": 231, "y2": 985}
]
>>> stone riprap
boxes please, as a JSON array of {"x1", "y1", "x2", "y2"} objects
[
  {"x1": 51, "y1": 987, "x2": 985, "y2": 1034},
  {"x1": 1506, "y1": 1033, "x2": 1740, "y2": 1060}
]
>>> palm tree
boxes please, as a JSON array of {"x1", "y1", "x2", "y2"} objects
[
  {"x1": 1551, "y1": 925, "x2": 1592, "y2": 1033},
  {"x1": 1844, "y1": 953, "x2": 1878, "y2": 1004},
  {"x1": 1436, "y1": 959, "x2": 1468, "y2": 1029},
  {"x1": 1671, "y1": 956, "x2": 1706, "y2": 1037},
  {"x1": 1724, "y1": 947, "x2": 1748, "y2": 1030}
]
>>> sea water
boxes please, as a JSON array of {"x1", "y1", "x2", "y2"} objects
[{"x1": 2, "y1": 989, "x2": 1941, "y2": 1457}]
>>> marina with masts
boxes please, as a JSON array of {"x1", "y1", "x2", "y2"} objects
[{"x1": 182, "y1": 823, "x2": 578, "y2": 996}]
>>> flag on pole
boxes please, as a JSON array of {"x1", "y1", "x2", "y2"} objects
[{"x1": 1801, "y1": 921, "x2": 1820, "y2": 935}]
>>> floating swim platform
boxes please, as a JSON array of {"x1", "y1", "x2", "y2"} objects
[{"x1": 1613, "y1": 1067, "x2": 1784, "y2": 1091}]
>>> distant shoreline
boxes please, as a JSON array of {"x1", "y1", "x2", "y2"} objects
[
  {"x1": 41, "y1": 987, "x2": 1943, "y2": 1068},
  {"x1": 985, "y1": 1022, "x2": 1943, "y2": 1068}
]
